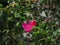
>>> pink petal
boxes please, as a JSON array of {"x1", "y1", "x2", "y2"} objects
[
  {"x1": 24, "y1": 25, "x2": 33, "y2": 32},
  {"x1": 29, "y1": 20, "x2": 37, "y2": 26},
  {"x1": 22, "y1": 22, "x2": 27, "y2": 28}
]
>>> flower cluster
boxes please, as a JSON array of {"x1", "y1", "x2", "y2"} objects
[{"x1": 22, "y1": 20, "x2": 36, "y2": 32}]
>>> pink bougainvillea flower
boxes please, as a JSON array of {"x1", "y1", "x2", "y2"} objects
[{"x1": 22, "y1": 20, "x2": 36, "y2": 32}]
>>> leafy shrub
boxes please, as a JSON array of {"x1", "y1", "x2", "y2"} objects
[{"x1": 0, "y1": 0, "x2": 60, "y2": 45}]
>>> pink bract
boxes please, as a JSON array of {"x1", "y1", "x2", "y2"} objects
[{"x1": 29, "y1": 20, "x2": 36, "y2": 26}]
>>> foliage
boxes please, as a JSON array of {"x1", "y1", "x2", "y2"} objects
[{"x1": 0, "y1": 0, "x2": 60, "y2": 45}]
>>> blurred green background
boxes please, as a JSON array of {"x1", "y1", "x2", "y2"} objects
[{"x1": 0, "y1": 0, "x2": 60, "y2": 45}]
